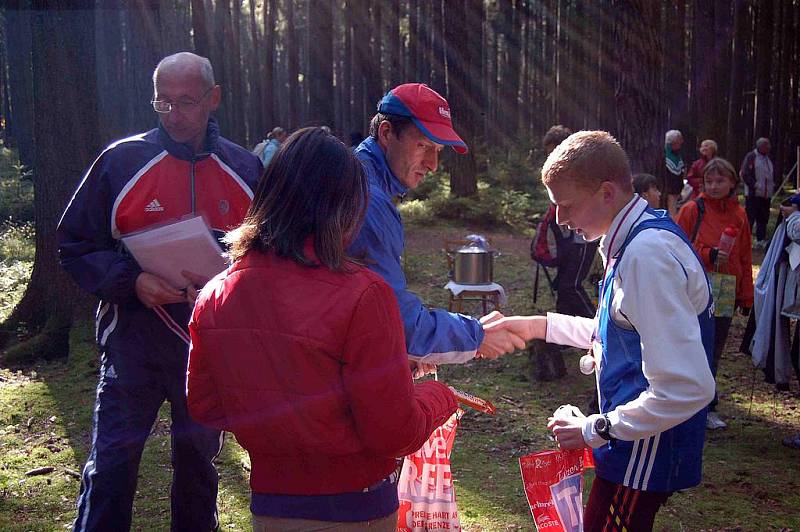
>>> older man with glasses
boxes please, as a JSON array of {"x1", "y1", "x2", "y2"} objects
[{"x1": 57, "y1": 52, "x2": 261, "y2": 531}]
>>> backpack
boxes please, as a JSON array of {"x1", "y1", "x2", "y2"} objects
[
  {"x1": 689, "y1": 197, "x2": 705, "y2": 242},
  {"x1": 531, "y1": 204, "x2": 568, "y2": 268}
]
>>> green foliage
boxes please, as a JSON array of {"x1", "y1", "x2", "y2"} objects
[
  {"x1": 0, "y1": 221, "x2": 35, "y2": 323},
  {"x1": 483, "y1": 143, "x2": 544, "y2": 196},
  {"x1": 399, "y1": 144, "x2": 552, "y2": 234},
  {"x1": 0, "y1": 142, "x2": 34, "y2": 225},
  {"x1": 0, "y1": 222, "x2": 35, "y2": 264},
  {"x1": 0, "y1": 260, "x2": 31, "y2": 323}
]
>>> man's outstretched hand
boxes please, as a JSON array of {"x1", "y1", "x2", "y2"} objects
[
  {"x1": 479, "y1": 314, "x2": 548, "y2": 360},
  {"x1": 476, "y1": 311, "x2": 528, "y2": 359}
]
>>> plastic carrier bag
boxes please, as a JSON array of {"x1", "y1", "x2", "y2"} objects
[
  {"x1": 519, "y1": 447, "x2": 595, "y2": 532},
  {"x1": 397, "y1": 410, "x2": 463, "y2": 532}
]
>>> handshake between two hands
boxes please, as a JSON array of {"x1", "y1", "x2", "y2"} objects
[
  {"x1": 407, "y1": 310, "x2": 543, "y2": 379},
  {"x1": 475, "y1": 311, "x2": 547, "y2": 359}
]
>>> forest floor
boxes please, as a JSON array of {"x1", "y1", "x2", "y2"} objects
[{"x1": 1, "y1": 221, "x2": 800, "y2": 531}]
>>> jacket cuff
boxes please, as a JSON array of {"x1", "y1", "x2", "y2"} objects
[{"x1": 582, "y1": 414, "x2": 606, "y2": 449}]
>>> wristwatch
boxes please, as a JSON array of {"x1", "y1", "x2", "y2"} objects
[{"x1": 594, "y1": 414, "x2": 612, "y2": 441}]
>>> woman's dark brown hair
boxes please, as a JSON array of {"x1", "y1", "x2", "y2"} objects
[{"x1": 226, "y1": 127, "x2": 368, "y2": 270}]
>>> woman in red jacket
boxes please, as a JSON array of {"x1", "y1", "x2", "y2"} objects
[
  {"x1": 685, "y1": 139, "x2": 718, "y2": 200},
  {"x1": 677, "y1": 157, "x2": 753, "y2": 431},
  {"x1": 186, "y1": 127, "x2": 458, "y2": 531}
]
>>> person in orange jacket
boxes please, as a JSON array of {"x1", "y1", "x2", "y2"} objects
[{"x1": 677, "y1": 157, "x2": 753, "y2": 430}]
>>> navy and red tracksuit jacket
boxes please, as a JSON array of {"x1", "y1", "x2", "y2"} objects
[{"x1": 57, "y1": 118, "x2": 261, "y2": 346}]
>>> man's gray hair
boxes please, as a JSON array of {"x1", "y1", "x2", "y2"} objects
[
  {"x1": 665, "y1": 129, "x2": 683, "y2": 145},
  {"x1": 756, "y1": 137, "x2": 770, "y2": 149},
  {"x1": 152, "y1": 52, "x2": 215, "y2": 88}
]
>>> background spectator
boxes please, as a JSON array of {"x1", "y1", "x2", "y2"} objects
[{"x1": 740, "y1": 137, "x2": 774, "y2": 248}]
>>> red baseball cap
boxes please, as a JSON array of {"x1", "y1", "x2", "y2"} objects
[{"x1": 377, "y1": 83, "x2": 468, "y2": 154}]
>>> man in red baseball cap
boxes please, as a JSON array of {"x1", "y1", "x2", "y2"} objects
[{"x1": 347, "y1": 83, "x2": 524, "y2": 368}]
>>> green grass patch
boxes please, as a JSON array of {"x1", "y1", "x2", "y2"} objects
[{"x1": 0, "y1": 223, "x2": 799, "y2": 531}]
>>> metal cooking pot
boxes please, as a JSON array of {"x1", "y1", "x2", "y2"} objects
[{"x1": 453, "y1": 244, "x2": 493, "y2": 285}]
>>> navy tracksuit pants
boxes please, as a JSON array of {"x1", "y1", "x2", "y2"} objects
[{"x1": 73, "y1": 313, "x2": 222, "y2": 532}]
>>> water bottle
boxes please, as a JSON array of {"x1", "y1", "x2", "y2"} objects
[{"x1": 718, "y1": 226, "x2": 738, "y2": 257}]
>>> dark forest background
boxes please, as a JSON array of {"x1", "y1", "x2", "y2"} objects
[
  {"x1": 0, "y1": 0, "x2": 799, "y2": 359},
  {"x1": 3, "y1": 1, "x2": 800, "y2": 188}
]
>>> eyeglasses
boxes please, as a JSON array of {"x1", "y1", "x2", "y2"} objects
[{"x1": 151, "y1": 87, "x2": 213, "y2": 114}]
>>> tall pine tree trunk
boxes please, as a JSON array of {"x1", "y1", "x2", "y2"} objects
[
  {"x1": 190, "y1": 0, "x2": 212, "y2": 57},
  {"x1": 754, "y1": 0, "x2": 773, "y2": 137},
  {"x1": 2, "y1": 3, "x2": 99, "y2": 363},
  {"x1": 263, "y1": 0, "x2": 277, "y2": 129},
  {"x1": 307, "y1": 0, "x2": 333, "y2": 127},
  {"x1": 443, "y1": 0, "x2": 481, "y2": 198},
  {"x1": 691, "y1": 1, "x2": 715, "y2": 146},
  {"x1": 286, "y1": 0, "x2": 300, "y2": 129},
  {"x1": 726, "y1": 0, "x2": 749, "y2": 164},
  {"x1": 4, "y1": 5, "x2": 35, "y2": 168},
  {"x1": 351, "y1": 0, "x2": 370, "y2": 132},
  {"x1": 614, "y1": 0, "x2": 663, "y2": 173}
]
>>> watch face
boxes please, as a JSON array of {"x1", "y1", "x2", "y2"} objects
[
  {"x1": 595, "y1": 416, "x2": 610, "y2": 439},
  {"x1": 594, "y1": 417, "x2": 607, "y2": 432}
]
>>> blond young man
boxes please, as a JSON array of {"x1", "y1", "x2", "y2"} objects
[{"x1": 486, "y1": 131, "x2": 715, "y2": 531}]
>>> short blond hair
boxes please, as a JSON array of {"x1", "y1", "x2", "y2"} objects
[
  {"x1": 700, "y1": 139, "x2": 718, "y2": 154},
  {"x1": 542, "y1": 131, "x2": 632, "y2": 192}
]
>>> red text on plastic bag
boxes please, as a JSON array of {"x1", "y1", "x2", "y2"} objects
[{"x1": 397, "y1": 410, "x2": 463, "y2": 531}]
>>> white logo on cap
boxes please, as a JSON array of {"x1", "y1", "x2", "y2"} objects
[{"x1": 438, "y1": 106, "x2": 451, "y2": 119}]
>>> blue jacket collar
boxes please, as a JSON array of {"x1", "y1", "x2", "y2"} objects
[
  {"x1": 156, "y1": 117, "x2": 221, "y2": 161},
  {"x1": 354, "y1": 136, "x2": 408, "y2": 198}
]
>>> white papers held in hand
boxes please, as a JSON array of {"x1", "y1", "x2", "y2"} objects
[{"x1": 121, "y1": 216, "x2": 228, "y2": 289}]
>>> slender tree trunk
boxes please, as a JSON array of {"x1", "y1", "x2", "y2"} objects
[
  {"x1": 754, "y1": 0, "x2": 773, "y2": 136},
  {"x1": 713, "y1": 1, "x2": 734, "y2": 149},
  {"x1": 726, "y1": 0, "x2": 748, "y2": 164},
  {"x1": 230, "y1": 0, "x2": 245, "y2": 145},
  {"x1": 428, "y1": 0, "x2": 445, "y2": 93},
  {"x1": 352, "y1": 0, "x2": 370, "y2": 132},
  {"x1": 126, "y1": 1, "x2": 161, "y2": 133},
  {"x1": 597, "y1": 0, "x2": 617, "y2": 134},
  {"x1": 614, "y1": 0, "x2": 663, "y2": 173},
  {"x1": 0, "y1": 12, "x2": 8, "y2": 138},
  {"x1": 190, "y1": 0, "x2": 211, "y2": 57},
  {"x1": 263, "y1": 0, "x2": 277, "y2": 129},
  {"x1": 368, "y1": 0, "x2": 383, "y2": 100},
  {"x1": 443, "y1": 0, "x2": 481, "y2": 197},
  {"x1": 95, "y1": 6, "x2": 128, "y2": 141},
  {"x1": 341, "y1": 0, "x2": 353, "y2": 136},
  {"x1": 286, "y1": 0, "x2": 299, "y2": 129},
  {"x1": 307, "y1": 0, "x2": 334, "y2": 127},
  {"x1": 500, "y1": 0, "x2": 522, "y2": 141},
  {"x1": 773, "y1": 0, "x2": 789, "y2": 173},
  {"x1": 384, "y1": 0, "x2": 400, "y2": 87},
  {"x1": 247, "y1": 0, "x2": 263, "y2": 143},
  {"x1": 663, "y1": 0, "x2": 688, "y2": 137},
  {"x1": 408, "y1": 0, "x2": 419, "y2": 82},
  {"x1": 691, "y1": 1, "x2": 715, "y2": 146},
  {"x1": 4, "y1": 5, "x2": 35, "y2": 168}
]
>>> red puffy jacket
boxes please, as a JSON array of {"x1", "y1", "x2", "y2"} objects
[{"x1": 187, "y1": 246, "x2": 457, "y2": 495}]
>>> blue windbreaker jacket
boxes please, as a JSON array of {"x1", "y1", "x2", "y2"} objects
[{"x1": 348, "y1": 137, "x2": 484, "y2": 364}]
